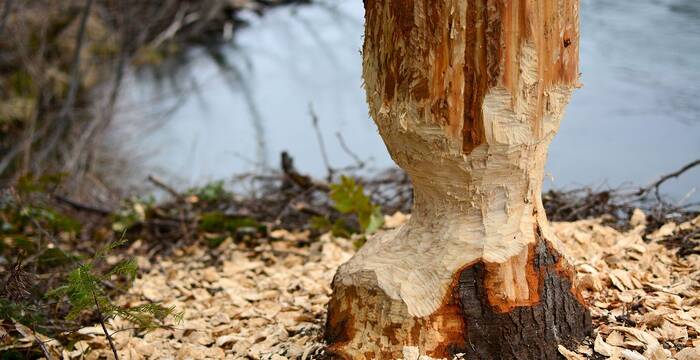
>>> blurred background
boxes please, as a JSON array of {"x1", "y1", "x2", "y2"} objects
[
  {"x1": 1, "y1": 1, "x2": 699, "y2": 355},
  {"x1": 1, "y1": 0, "x2": 698, "y2": 202}
]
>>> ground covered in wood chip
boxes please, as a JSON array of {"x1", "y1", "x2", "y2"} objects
[{"x1": 14, "y1": 211, "x2": 700, "y2": 360}]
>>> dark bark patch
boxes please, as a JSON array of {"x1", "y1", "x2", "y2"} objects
[
  {"x1": 446, "y1": 239, "x2": 592, "y2": 359},
  {"x1": 324, "y1": 283, "x2": 356, "y2": 350}
]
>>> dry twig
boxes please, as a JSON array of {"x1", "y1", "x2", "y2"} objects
[{"x1": 93, "y1": 292, "x2": 120, "y2": 360}]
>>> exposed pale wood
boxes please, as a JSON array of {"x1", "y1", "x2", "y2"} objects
[{"x1": 325, "y1": 0, "x2": 590, "y2": 358}]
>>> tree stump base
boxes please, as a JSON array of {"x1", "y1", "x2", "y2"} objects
[{"x1": 325, "y1": 235, "x2": 591, "y2": 360}]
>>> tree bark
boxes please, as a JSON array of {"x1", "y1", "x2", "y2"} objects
[{"x1": 325, "y1": 0, "x2": 591, "y2": 359}]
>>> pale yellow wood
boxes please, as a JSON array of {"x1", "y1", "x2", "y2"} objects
[
  {"x1": 326, "y1": 1, "x2": 582, "y2": 358},
  {"x1": 340, "y1": 0, "x2": 580, "y2": 317}
]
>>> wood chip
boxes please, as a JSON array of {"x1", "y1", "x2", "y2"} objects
[
  {"x1": 20, "y1": 215, "x2": 697, "y2": 359},
  {"x1": 558, "y1": 345, "x2": 585, "y2": 360}
]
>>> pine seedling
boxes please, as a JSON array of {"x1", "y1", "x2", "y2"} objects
[{"x1": 48, "y1": 235, "x2": 181, "y2": 359}]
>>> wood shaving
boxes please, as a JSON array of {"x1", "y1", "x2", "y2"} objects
[
  {"x1": 16, "y1": 212, "x2": 700, "y2": 359},
  {"x1": 556, "y1": 213, "x2": 700, "y2": 359}
]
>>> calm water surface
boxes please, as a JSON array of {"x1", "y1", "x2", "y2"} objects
[{"x1": 110, "y1": 0, "x2": 700, "y2": 202}]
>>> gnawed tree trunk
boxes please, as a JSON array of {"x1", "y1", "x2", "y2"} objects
[{"x1": 324, "y1": 1, "x2": 591, "y2": 359}]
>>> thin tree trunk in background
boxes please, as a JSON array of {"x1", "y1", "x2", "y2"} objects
[
  {"x1": 58, "y1": 0, "x2": 93, "y2": 122},
  {"x1": 35, "y1": 0, "x2": 94, "y2": 167},
  {"x1": 0, "y1": 0, "x2": 13, "y2": 34},
  {"x1": 325, "y1": 1, "x2": 591, "y2": 359}
]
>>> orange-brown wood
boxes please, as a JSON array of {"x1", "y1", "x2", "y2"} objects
[
  {"x1": 362, "y1": 0, "x2": 579, "y2": 153},
  {"x1": 325, "y1": 0, "x2": 589, "y2": 358}
]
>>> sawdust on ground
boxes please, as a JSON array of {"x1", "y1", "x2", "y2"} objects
[{"x1": 13, "y1": 211, "x2": 700, "y2": 360}]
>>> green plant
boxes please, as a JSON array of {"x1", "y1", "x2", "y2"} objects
[
  {"x1": 48, "y1": 237, "x2": 181, "y2": 359},
  {"x1": 19, "y1": 206, "x2": 82, "y2": 233},
  {"x1": 186, "y1": 180, "x2": 232, "y2": 202},
  {"x1": 198, "y1": 211, "x2": 265, "y2": 245},
  {"x1": 111, "y1": 196, "x2": 154, "y2": 232},
  {"x1": 0, "y1": 176, "x2": 82, "y2": 274},
  {"x1": 0, "y1": 298, "x2": 44, "y2": 327},
  {"x1": 328, "y1": 176, "x2": 384, "y2": 234}
]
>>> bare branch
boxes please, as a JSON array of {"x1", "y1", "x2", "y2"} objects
[
  {"x1": 309, "y1": 104, "x2": 333, "y2": 182},
  {"x1": 637, "y1": 158, "x2": 700, "y2": 203},
  {"x1": 0, "y1": 0, "x2": 12, "y2": 34},
  {"x1": 54, "y1": 194, "x2": 111, "y2": 215},
  {"x1": 31, "y1": 325, "x2": 54, "y2": 360},
  {"x1": 147, "y1": 175, "x2": 192, "y2": 244},
  {"x1": 336, "y1": 132, "x2": 365, "y2": 169}
]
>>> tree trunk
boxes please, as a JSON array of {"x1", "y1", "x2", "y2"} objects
[{"x1": 324, "y1": 1, "x2": 591, "y2": 359}]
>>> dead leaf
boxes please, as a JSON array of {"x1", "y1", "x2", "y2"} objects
[
  {"x1": 594, "y1": 333, "x2": 615, "y2": 356},
  {"x1": 675, "y1": 347, "x2": 700, "y2": 360},
  {"x1": 558, "y1": 345, "x2": 585, "y2": 360}
]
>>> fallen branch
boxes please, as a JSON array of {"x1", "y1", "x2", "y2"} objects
[
  {"x1": 31, "y1": 325, "x2": 54, "y2": 360},
  {"x1": 147, "y1": 175, "x2": 182, "y2": 200},
  {"x1": 54, "y1": 194, "x2": 111, "y2": 215},
  {"x1": 147, "y1": 175, "x2": 192, "y2": 243},
  {"x1": 637, "y1": 158, "x2": 700, "y2": 203},
  {"x1": 280, "y1": 151, "x2": 329, "y2": 191}
]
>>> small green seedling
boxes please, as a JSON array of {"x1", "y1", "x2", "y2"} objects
[{"x1": 329, "y1": 176, "x2": 384, "y2": 234}]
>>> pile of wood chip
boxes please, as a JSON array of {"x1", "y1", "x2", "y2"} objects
[
  {"x1": 555, "y1": 211, "x2": 700, "y2": 360},
  {"x1": 12, "y1": 211, "x2": 700, "y2": 359},
  {"x1": 61, "y1": 229, "x2": 354, "y2": 360}
]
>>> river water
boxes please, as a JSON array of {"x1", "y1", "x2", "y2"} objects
[{"x1": 109, "y1": 0, "x2": 700, "y2": 203}]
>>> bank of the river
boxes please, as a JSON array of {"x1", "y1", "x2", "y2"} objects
[{"x1": 0, "y1": 0, "x2": 311, "y2": 199}]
